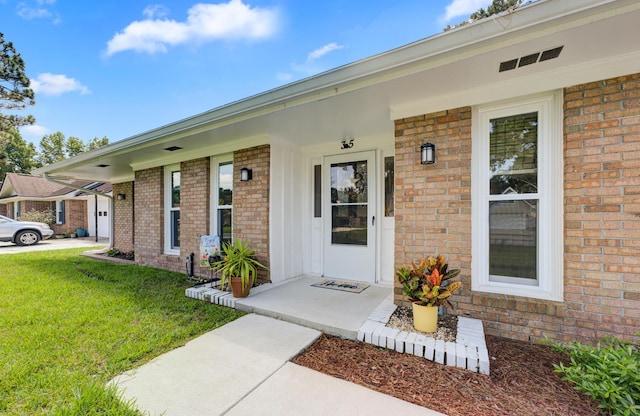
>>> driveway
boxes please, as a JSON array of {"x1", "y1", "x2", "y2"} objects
[{"x1": 0, "y1": 236, "x2": 108, "y2": 255}]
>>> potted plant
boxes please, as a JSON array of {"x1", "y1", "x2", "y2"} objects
[
  {"x1": 397, "y1": 255, "x2": 462, "y2": 333},
  {"x1": 211, "y1": 239, "x2": 267, "y2": 298}
]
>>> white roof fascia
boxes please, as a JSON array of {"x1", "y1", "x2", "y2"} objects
[
  {"x1": 392, "y1": 49, "x2": 640, "y2": 120},
  {"x1": 129, "y1": 134, "x2": 269, "y2": 172},
  {"x1": 33, "y1": 0, "x2": 634, "y2": 177}
]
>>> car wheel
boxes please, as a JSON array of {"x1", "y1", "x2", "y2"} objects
[{"x1": 15, "y1": 230, "x2": 41, "y2": 246}]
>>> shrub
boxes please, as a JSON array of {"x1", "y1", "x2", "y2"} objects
[
  {"x1": 106, "y1": 248, "x2": 134, "y2": 261},
  {"x1": 17, "y1": 209, "x2": 55, "y2": 226},
  {"x1": 550, "y1": 336, "x2": 640, "y2": 416}
]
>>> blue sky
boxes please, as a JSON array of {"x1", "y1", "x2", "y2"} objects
[{"x1": 1, "y1": 0, "x2": 492, "y2": 145}]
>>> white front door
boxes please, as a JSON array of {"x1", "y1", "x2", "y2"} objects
[{"x1": 323, "y1": 151, "x2": 376, "y2": 282}]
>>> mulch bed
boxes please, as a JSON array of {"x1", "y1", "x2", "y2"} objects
[{"x1": 292, "y1": 334, "x2": 600, "y2": 415}]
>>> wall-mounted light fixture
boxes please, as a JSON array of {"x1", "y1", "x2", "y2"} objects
[
  {"x1": 240, "y1": 167, "x2": 253, "y2": 182},
  {"x1": 116, "y1": 193, "x2": 126, "y2": 200},
  {"x1": 420, "y1": 142, "x2": 436, "y2": 164}
]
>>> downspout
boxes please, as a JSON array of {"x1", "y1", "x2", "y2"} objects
[
  {"x1": 94, "y1": 194, "x2": 98, "y2": 243},
  {"x1": 42, "y1": 173, "x2": 114, "y2": 249}
]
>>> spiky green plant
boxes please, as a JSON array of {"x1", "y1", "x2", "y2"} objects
[{"x1": 211, "y1": 239, "x2": 268, "y2": 291}]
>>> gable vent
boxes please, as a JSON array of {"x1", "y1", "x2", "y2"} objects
[
  {"x1": 499, "y1": 46, "x2": 564, "y2": 73},
  {"x1": 499, "y1": 59, "x2": 518, "y2": 72},
  {"x1": 518, "y1": 52, "x2": 540, "y2": 67},
  {"x1": 539, "y1": 46, "x2": 563, "y2": 62}
]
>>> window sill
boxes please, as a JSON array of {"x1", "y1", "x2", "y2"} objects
[
  {"x1": 472, "y1": 281, "x2": 563, "y2": 303},
  {"x1": 469, "y1": 291, "x2": 566, "y2": 316}
]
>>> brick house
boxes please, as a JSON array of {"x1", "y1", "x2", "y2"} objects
[
  {"x1": 0, "y1": 173, "x2": 112, "y2": 238},
  {"x1": 35, "y1": 0, "x2": 639, "y2": 344}
]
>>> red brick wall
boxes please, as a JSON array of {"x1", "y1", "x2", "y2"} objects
[
  {"x1": 51, "y1": 200, "x2": 87, "y2": 234},
  {"x1": 132, "y1": 160, "x2": 212, "y2": 277},
  {"x1": 563, "y1": 73, "x2": 640, "y2": 342},
  {"x1": 394, "y1": 74, "x2": 640, "y2": 344},
  {"x1": 234, "y1": 145, "x2": 270, "y2": 281},
  {"x1": 394, "y1": 107, "x2": 473, "y2": 309},
  {"x1": 68, "y1": 200, "x2": 87, "y2": 232},
  {"x1": 23, "y1": 200, "x2": 50, "y2": 214},
  {"x1": 134, "y1": 167, "x2": 181, "y2": 271},
  {"x1": 0, "y1": 204, "x2": 6, "y2": 216},
  {"x1": 113, "y1": 182, "x2": 134, "y2": 253},
  {"x1": 180, "y1": 158, "x2": 211, "y2": 279}
]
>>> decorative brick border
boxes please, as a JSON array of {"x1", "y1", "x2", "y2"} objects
[
  {"x1": 357, "y1": 297, "x2": 490, "y2": 374},
  {"x1": 185, "y1": 282, "x2": 274, "y2": 310}
]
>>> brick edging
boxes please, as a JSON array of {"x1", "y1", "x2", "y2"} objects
[{"x1": 357, "y1": 297, "x2": 490, "y2": 374}]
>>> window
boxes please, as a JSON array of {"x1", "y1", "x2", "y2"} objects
[
  {"x1": 15, "y1": 201, "x2": 21, "y2": 219},
  {"x1": 51, "y1": 201, "x2": 65, "y2": 224},
  {"x1": 472, "y1": 92, "x2": 563, "y2": 301},
  {"x1": 384, "y1": 156, "x2": 394, "y2": 217},
  {"x1": 314, "y1": 164, "x2": 321, "y2": 218},
  {"x1": 164, "y1": 165, "x2": 180, "y2": 253},
  {"x1": 59, "y1": 201, "x2": 65, "y2": 224},
  {"x1": 212, "y1": 160, "x2": 233, "y2": 246}
]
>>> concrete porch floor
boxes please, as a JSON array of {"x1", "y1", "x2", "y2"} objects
[
  {"x1": 187, "y1": 276, "x2": 393, "y2": 340},
  {"x1": 186, "y1": 275, "x2": 489, "y2": 374}
]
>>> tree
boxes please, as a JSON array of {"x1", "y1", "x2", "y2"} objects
[
  {"x1": 36, "y1": 132, "x2": 110, "y2": 166},
  {"x1": 87, "y1": 136, "x2": 109, "y2": 150},
  {"x1": 444, "y1": 0, "x2": 525, "y2": 31},
  {"x1": 0, "y1": 32, "x2": 35, "y2": 138},
  {"x1": 470, "y1": 0, "x2": 523, "y2": 20},
  {"x1": 0, "y1": 128, "x2": 37, "y2": 181},
  {"x1": 37, "y1": 132, "x2": 67, "y2": 166},
  {"x1": 65, "y1": 136, "x2": 85, "y2": 157}
]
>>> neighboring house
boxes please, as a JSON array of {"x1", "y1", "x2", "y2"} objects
[
  {"x1": 0, "y1": 173, "x2": 112, "y2": 238},
  {"x1": 34, "y1": 0, "x2": 639, "y2": 344}
]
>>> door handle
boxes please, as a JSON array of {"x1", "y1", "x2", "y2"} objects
[{"x1": 372, "y1": 216, "x2": 375, "y2": 226}]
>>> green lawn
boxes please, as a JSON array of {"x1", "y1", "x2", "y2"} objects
[{"x1": 0, "y1": 248, "x2": 244, "y2": 415}]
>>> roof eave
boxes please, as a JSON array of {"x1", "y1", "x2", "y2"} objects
[{"x1": 33, "y1": 0, "x2": 636, "y2": 178}]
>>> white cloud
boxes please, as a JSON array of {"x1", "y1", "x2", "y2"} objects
[
  {"x1": 306, "y1": 43, "x2": 344, "y2": 63},
  {"x1": 276, "y1": 72, "x2": 292, "y2": 82},
  {"x1": 17, "y1": 4, "x2": 51, "y2": 19},
  {"x1": 30, "y1": 73, "x2": 90, "y2": 96},
  {"x1": 277, "y1": 42, "x2": 345, "y2": 82},
  {"x1": 16, "y1": 0, "x2": 60, "y2": 23},
  {"x1": 106, "y1": 0, "x2": 279, "y2": 56},
  {"x1": 441, "y1": 0, "x2": 492, "y2": 22},
  {"x1": 143, "y1": 4, "x2": 170, "y2": 19},
  {"x1": 20, "y1": 124, "x2": 50, "y2": 138}
]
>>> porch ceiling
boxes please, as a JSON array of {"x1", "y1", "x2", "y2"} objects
[{"x1": 34, "y1": 0, "x2": 640, "y2": 183}]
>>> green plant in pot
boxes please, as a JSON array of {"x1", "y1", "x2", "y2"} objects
[
  {"x1": 397, "y1": 254, "x2": 462, "y2": 333},
  {"x1": 211, "y1": 239, "x2": 267, "y2": 298}
]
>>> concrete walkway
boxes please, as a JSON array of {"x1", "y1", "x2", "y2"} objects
[
  {"x1": 110, "y1": 314, "x2": 444, "y2": 416},
  {"x1": 0, "y1": 236, "x2": 108, "y2": 255}
]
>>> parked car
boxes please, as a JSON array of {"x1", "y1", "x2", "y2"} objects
[{"x1": 0, "y1": 215, "x2": 54, "y2": 246}]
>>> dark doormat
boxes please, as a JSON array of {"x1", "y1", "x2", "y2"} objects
[{"x1": 311, "y1": 279, "x2": 370, "y2": 293}]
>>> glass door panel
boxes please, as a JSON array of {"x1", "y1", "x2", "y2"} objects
[{"x1": 323, "y1": 151, "x2": 376, "y2": 282}]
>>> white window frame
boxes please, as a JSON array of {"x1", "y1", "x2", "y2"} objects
[
  {"x1": 164, "y1": 164, "x2": 181, "y2": 255},
  {"x1": 209, "y1": 155, "x2": 233, "y2": 243},
  {"x1": 472, "y1": 91, "x2": 563, "y2": 301},
  {"x1": 52, "y1": 200, "x2": 65, "y2": 224}
]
